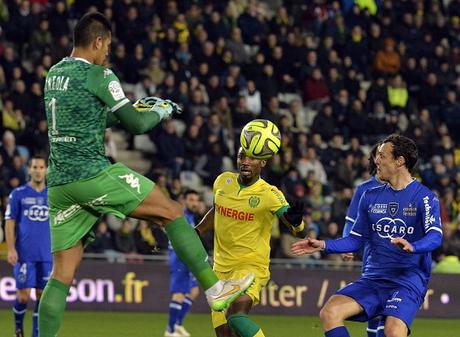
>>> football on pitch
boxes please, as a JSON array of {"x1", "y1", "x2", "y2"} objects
[{"x1": 240, "y1": 119, "x2": 281, "y2": 159}]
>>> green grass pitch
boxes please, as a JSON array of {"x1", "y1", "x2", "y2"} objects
[{"x1": 3, "y1": 310, "x2": 459, "y2": 337}]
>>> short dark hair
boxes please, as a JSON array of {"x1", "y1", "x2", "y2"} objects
[
  {"x1": 382, "y1": 134, "x2": 418, "y2": 172},
  {"x1": 184, "y1": 189, "x2": 199, "y2": 198},
  {"x1": 74, "y1": 12, "x2": 111, "y2": 47},
  {"x1": 29, "y1": 155, "x2": 47, "y2": 166},
  {"x1": 368, "y1": 142, "x2": 380, "y2": 176}
]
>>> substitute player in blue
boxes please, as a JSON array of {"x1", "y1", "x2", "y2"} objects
[
  {"x1": 293, "y1": 134, "x2": 443, "y2": 337},
  {"x1": 342, "y1": 143, "x2": 384, "y2": 337},
  {"x1": 5, "y1": 156, "x2": 51, "y2": 337},
  {"x1": 166, "y1": 189, "x2": 201, "y2": 337}
]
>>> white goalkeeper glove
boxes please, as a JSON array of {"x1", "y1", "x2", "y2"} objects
[{"x1": 134, "y1": 96, "x2": 182, "y2": 120}]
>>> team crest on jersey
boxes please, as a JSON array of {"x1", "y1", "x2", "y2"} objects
[
  {"x1": 389, "y1": 202, "x2": 399, "y2": 216},
  {"x1": 248, "y1": 196, "x2": 260, "y2": 208},
  {"x1": 226, "y1": 178, "x2": 232, "y2": 184}
]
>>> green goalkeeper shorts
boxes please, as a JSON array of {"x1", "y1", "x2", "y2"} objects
[{"x1": 48, "y1": 163, "x2": 155, "y2": 252}]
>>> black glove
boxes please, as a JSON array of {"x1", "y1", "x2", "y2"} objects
[{"x1": 284, "y1": 200, "x2": 304, "y2": 227}]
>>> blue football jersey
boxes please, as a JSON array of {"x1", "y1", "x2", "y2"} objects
[
  {"x1": 5, "y1": 183, "x2": 51, "y2": 262},
  {"x1": 343, "y1": 176, "x2": 382, "y2": 237},
  {"x1": 350, "y1": 179, "x2": 442, "y2": 296}
]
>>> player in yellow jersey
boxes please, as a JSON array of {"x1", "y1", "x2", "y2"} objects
[{"x1": 196, "y1": 147, "x2": 307, "y2": 337}]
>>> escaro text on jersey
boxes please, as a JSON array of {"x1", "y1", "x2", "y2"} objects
[
  {"x1": 349, "y1": 180, "x2": 442, "y2": 297},
  {"x1": 44, "y1": 57, "x2": 130, "y2": 187}
]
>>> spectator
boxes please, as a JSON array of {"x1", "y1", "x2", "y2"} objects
[
  {"x1": 195, "y1": 141, "x2": 225, "y2": 186},
  {"x1": 373, "y1": 37, "x2": 401, "y2": 75},
  {"x1": 311, "y1": 104, "x2": 337, "y2": 142},
  {"x1": 114, "y1": 219, "x2": 136, "y2": 254},
  {"x1": 134, "y1": 220, "x2": 158, "y2": 255},
  {"x1": 241, "y1": 80, "x2": 262, "y2": 116},
  {"x1": 303, "y1": 68, "x2": 330, "y2": 108},
  {"x1": 152, "y1": 120, "x2": 185, "y2": 178},
  {"x1": 0, "y1": 130, "x2": 20, "y2": 168},
  {"x1": 87, "y1": 221, "x2": 116, "y2": 254}
]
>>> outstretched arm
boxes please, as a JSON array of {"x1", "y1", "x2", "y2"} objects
[
  {"x1": 111, "y1": 97, "x2": 182, "y2": 134},
  {"x1": 292, "y1": 234, "x2": 365, "y2": 256},
  {"x1": 278, "y1": 201, "x2": 307, "y2": 239},
  {"x1": 391, "y1": 230, "x2": 442, "y2": 253},
  {"x1": 195, "y1": 207, "x2": 215, "y2": 236}
]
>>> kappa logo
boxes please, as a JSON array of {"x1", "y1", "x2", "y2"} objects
[
  {"x1": 103, "y1": 68, "x2": 113, "y2": 78},
  {"x1": 119, "y1": 174, "x2": 141, "y2": 193}
]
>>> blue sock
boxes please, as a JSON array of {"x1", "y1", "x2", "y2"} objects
[
  {"x1": 167, "y1": 300, "x2": 182, "y2": 332},
  {"x1": 325, "y1": 326, "x2": 350, "y2": 337},
  {"x1": 177, "y1": 296, "x2": 193, "y2": 325},
  {"x1": 13, "y1": 299, "x2": 27, "y2": 331},
  {"x1": 32, "y1": 300, "x2": 40, "y2": 337},
  {"x1": 367, "y1": 319, "x2": 379, "y2": 337},
  {"x1": 376, "y1": 318, "x2": 386, "y2": 337}
]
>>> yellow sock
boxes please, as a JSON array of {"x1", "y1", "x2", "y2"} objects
[{"x1": 254, "y1": 329, "x2": 265, "y2": 337}]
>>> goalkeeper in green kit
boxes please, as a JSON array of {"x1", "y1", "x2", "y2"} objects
[{"x1": 40, "y1": 12, "x2": 254, "y2": 337}]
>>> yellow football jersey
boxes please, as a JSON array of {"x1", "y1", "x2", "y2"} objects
[{"x1": 212, "y1": 171, "x2": 289, "y2": 273}]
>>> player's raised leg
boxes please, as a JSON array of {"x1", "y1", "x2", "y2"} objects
[
  {"x1": 319, "y1": 295, "x2": 363, "y2": 337},
  {"x1": 383, "y1": 316, "x2": 407, "y2": 337},
  {"x1": 226, "y1": 295, "x2": 265, "y2": 337},
  {"x1": 130, "y1": 185, "x2": 255, "y2": 311}
]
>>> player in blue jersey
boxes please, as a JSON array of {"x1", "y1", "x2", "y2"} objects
[
  {"x1": 342, "y1": 143, "x2": 384, "y2": 337},
  {"x1": 5, "y1": 156, "x2": 51, "y2": 337},
  {"x1": 166, "y1": 189, "x2": 201, "y2": 337},
  {"x1": 293, "y1": 134, "x2": 443, "y2": 337}
]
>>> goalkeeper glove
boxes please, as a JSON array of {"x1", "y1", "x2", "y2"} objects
[
  {"x1": 284, "y1": 200, "x2": 305, "y2": 227},
  {"x1": 134, "y1": 96, "x2": 182, "y2": 120}
]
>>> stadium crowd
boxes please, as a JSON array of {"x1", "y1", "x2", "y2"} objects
[{"x1": 0, "y1": 0, "x2": 460, "y2": 266}]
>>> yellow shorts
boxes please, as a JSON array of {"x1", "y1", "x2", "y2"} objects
[{"x1": 211, "y1": 266, "x2": 269, "y2": 328}]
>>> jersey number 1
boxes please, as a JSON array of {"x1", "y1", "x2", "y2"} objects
[{"x1": 49, "y1": 97, "x2": 59, "y2": 135}]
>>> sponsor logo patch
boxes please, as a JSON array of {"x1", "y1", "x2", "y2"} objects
[{"x1": 108, "y1": 81, "x2": 125, "y2": 101}]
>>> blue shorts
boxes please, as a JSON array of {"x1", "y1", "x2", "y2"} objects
[
  {"x1": 337, "y1": 278, "x2": 423, "y2": 330},
  {"x1": 14, "y1": 261, "x2": 52, "y2": 290},
  {"x1": 168, "y1": 250, "x2": 197, "y2": 293}
]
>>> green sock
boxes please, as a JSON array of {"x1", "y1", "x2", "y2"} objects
[
  {"x1": 38, "y1": 278, "x2": 70, "y2": 337},
  {"x1": 165, "y1": 217, "x2": 218, "y2": 290},
  {"x1": 228, "y1": 314, "x2": 263, "y2": 337}
]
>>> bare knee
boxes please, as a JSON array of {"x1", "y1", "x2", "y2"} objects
[
  {"x1": 189, "y1": 286, "x2": 200, "y2": 300},
  {"x1": 319, "y1": 304, "x2": 343, "y2": 326},
  {"x1": 171, "y1": 292, "x2": 185, "y2": 302},
  {"x1": 51, "y1": 244, "x2": 83, "y2": 285},
  {"x1": 16, "y1": 289, "x2": 30, "y2": 303},
  {"x1": 51, "y1": 267, "x2": 75, "y2": 285},
  {"x1": 384, "y1": 321, "x2": 408, "y2": 337}
]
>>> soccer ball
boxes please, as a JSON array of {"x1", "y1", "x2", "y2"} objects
[{"x1": 240, "y1": 119, "x2": 281, "y2": 159}]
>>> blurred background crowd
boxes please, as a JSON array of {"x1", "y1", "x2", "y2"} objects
[{"x1": 0, "y1": 0, "x2": 460, "y2": 268}]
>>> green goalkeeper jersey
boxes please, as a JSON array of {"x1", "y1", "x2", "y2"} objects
[{"x1": 44, "y1": 57, "x2": 129, "y2": 187}]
